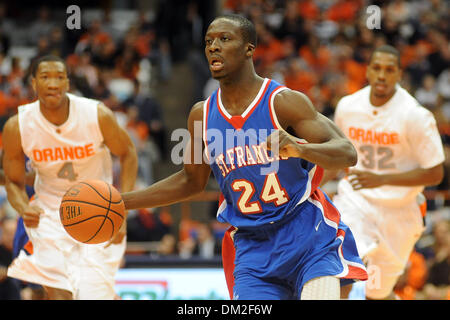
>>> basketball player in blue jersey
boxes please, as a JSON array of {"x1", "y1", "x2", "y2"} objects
[{"x1": 122, "y1": 15, "x2": 368, "y2": 299}]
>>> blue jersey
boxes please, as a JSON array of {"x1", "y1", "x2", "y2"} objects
[{"x1": 203, "y1": 78, "x2": 323, "y2": 229}]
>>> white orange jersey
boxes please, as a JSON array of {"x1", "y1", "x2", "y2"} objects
[
  {"x1": 334, "y1": 85, "x2": 445, "y2": 205},
  {"x1": 18, "y1": 93, "x2": 113, "y2": 211}
]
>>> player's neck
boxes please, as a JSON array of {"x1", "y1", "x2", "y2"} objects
[
  {"x1": 219, "y1": 72, "x2": 264, "y2": 115},
  {"x1": 39, "y1": 95, "x2": 70, "y2": 126}
]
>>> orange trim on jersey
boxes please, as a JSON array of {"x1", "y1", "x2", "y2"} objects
[
  {"x1": 216, "y1": 80, "x2": 271, "y2": 130},
  {"x1": 337, "y1": 228, "x2": 369, "y2": 281},
  {"x1": 222, "y1": 226, "x2": 236, "y2": 300},
  {"x1": 24, "y1": 240, "x2": 34, "y2": 255},
  {"x1": 419, "y1": 200, "x2": 427, "y2": 218},
  {"x1": 310, "y1": 188, "x2": 341, "y2": 227}
]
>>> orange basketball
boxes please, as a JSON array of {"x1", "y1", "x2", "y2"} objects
[{"x1": 59, "y1": 180, "x2": 125, "y2": 244}]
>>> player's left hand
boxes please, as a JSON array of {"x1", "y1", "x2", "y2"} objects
[
  {"x1": 348, "y1": 169, "x2": 386, "y2": 190},
  {"x1": 105, "y1": 217, "x2": 127, "y2": 248},
  {"x1": 265, "y1": 129, "x2": 303, "y2": 159}
]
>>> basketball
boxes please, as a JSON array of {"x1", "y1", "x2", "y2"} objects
[{"x1": 59, "y1": 180, "x2": 125, "y2": 244}]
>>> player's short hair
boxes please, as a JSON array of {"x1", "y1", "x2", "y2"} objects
[
  {"x1": 215, "y1": 14, "x2": 257, "y2": 47},
  {"x1": 31, "y1": 55, "x2": 67, "y2": 77},
  {"x1": 369, "y1": 45, "x2": 401, "y2": 67}
]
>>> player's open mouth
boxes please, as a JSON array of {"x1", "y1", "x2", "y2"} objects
[
  {"x1": 210, "y1": 58, "x2": 224, "y2": 71},
  {"x1": 46, "y1": 93, "x2": 61, "y2": 99},
  {"x1": 374, "y1": 83, "x2": 387, "y2": 90}
]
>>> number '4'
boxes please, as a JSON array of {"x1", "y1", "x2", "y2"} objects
[
  {"x1": 57, "y1": 162, "x2": 78, "y2": 181},
  {"x1": 231, "y1": 172, "x2": 289, "y2": 214}
]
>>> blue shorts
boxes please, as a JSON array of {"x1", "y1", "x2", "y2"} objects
[{"x1": 222, "y1": 189, "x2": 367, "y2": 300}]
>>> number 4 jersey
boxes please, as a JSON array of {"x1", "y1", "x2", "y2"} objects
[
  {"x1": 203, "y1": 78, "x2": 323, "y2": 229},
  {"x1": 18, "y1": 93, "x2": 113, "y2": 211},
  {"x1": 334, "y1": 85, "x2": 445, "y2": 205}
]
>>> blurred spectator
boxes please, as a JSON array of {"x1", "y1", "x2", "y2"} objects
[
  {"x1": 125, "y1": 105, "x2": 155, "y2": 186},
  {"x1": 123, "y1": 80, "x2": 168, "y2": 160},
  {"x1": 73, "y1": 51, "x2": 99, "y2": 89},
  {"x1": 415, "y1": 74, "x2": 439, "y2": 110},
  {"x1": 0, "y1": 217, "x2": 21, "y2": 299},
  {"x1": 406, "y1": 43, "x2": 432, "y2": 88},
  {"x1": 156, "y1": 234, "x2": 178, "y2": 256},
  {"x1": 28, "y1": 6, "x2": 54, "y2": 46},
  {"x1": 253, "y1": 24, "x2": 284, "y2": 72},
  {"x1": 179, "y1": 222, "x2": 221, "y2": 259},
  {"x1": 425, "y1": 221, "x2": 450, "y2": 290},
  {"x1": 436, "y1": 69, "x2": 450, "y2": 101},
  {"x1": 127, "y1": 207, "x2": 173, "y2": 243},
  {"x1": 48, "y1": 27, "x2": 69, "y2": 58},
  {"x1": 394, "y1": 250, "x2": 428, "y2": 300},
  {"x1": 75, "y1": 19, "x2": 112, "y2": 57},
  {"x1": 0, "y1": 4, "x2": 14, "y2": 36},
  {"x1": 313, "y1": 10, "x2": 339, "y2": 43},
  {"x1": 0, "y1": 26, "x2": 10, "y2": 56}
]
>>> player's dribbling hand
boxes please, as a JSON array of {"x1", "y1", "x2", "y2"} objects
[
  {"x1": 265, "y1": 129, "x2": 303, "y2": 159},
  {"x1": 21, "y1": 205, "x2": 44, "y2": 228}
]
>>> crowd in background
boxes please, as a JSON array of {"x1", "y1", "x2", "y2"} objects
[{"x1": 0, "y1": 0, "x2": 449, "y2": 299}]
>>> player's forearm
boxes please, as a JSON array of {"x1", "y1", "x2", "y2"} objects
[
  {"x1": 5, "y1": 179, "x2": 30, "y2": 217},
  {"x1": 119, "y1": 149, "x2": 138, "y2": 193},
  {"x1": 121, "y1": 170, "x2": 204, "y2": 210},
  {"x1": 298, "y1": 139, "x2": 357, "y2": 170},
  {"x1": 380, "y1": 165, "x2": 444, "y2": 187}
]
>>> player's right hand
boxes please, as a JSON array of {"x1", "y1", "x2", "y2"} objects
[
  {"x1": 21, "y1": 205, "x2": 44, "y2": 228},
  {"x1": 265, "y1": 129, "x2": 304, "y2": 159}
]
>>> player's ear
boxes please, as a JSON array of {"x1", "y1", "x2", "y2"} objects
[{"x1": 246, "y1": 43, "x2": 255, "y2": 58}]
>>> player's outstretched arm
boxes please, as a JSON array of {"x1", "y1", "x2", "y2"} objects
[
  {"x1": 121, "y1": 102, "x2": 211, "y2": 210},
  {"x1": 2, "y1": 115, "x2": 43, "y2": 228},
  {"x1": 267, "y1": 89, "x2": 357, "y2": 170}
]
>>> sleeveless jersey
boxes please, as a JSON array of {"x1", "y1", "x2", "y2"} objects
[
  {"x1": 334, "y1": 85, "x2": 445, "y2": 205},
  {"x1": 203, "y1": 78, "x2": 323, "y2": 229},
  {"x1": 18, "y1": 93, "x2": 113, "y2": 211}
]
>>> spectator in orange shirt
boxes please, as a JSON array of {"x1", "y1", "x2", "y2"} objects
[{"x1": 325, "y1": 0, "x2": 361, "y2": 23}]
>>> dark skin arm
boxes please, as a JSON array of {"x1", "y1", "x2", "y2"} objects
[
  {"x1": 348, "y1": 164, "x2": 444, "y2": 190},
  {"x1": 2, "y1": 115, "x2": 44, "y2": 228},
  {"x1": 97, "y1": 103, "x2": 138, "y2": 246},
  {"x1": 0, "y1": 152, "x2": 35, "y2": 186},
  {"x1": 266, "y1": 89, "x2": 357, "y2": 169},
  {"x1": 121, "y1": 102, "x2": 212, "y2": 210}
]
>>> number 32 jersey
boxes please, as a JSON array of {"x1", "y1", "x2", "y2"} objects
[
  {"x1": 18, "y1": 93, "x2": 113, "y2": 211},
  {"x1": 334, "y1": 85, "x2": 445, "y2": 205}
]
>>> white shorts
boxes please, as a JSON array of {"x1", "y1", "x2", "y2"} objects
[
  {"x1": 332, "y1": 185, "x2": 425, "y2": 299},
  {"x1": 7, "y1": 198, "x2": 125, "y2": 300}
]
